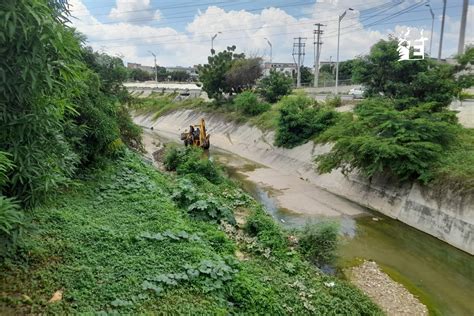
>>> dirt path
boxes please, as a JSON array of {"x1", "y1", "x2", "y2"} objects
[{"x1": 348, "y1": 261, "x2": 428, "y2": 316}]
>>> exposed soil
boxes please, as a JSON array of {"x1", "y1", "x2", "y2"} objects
[{"x1": 348, "y1": 261, "x2": 428, "y2": 316}]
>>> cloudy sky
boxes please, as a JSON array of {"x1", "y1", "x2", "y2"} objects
[{"x1": 69, "y1": 0, "x2": 473, "y2": 67}]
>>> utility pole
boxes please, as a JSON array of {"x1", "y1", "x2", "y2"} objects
[
  {"x1": 438, "y1": 0, "x2": 447, "y2": 61},
  {"x1": 336, "y1": 8, "x2": 353, "y2": 95},
  {"x1": 211, "y1": 32, "x2": 221, "y2": 54},
  {"x1": 264, "y1": 37, "x2": 272, "y2": 63},
  {"x1": 148, "y1": 50, "x2": 157, "y2": 82},
  {"x1": 425, "y1": 3, "x2": 435, "y2": 56},
  {"x1": 313, "y1": 23, "x2": 324, "y2": 88},
  {"x1": 292, "y1": 37, "x2": 307, "y2": 88},
  {"x1": 458, "y1": 0, "x2": 469, "y2": 55}
]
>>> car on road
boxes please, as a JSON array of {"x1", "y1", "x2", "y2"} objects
[{"x1": 349, "y1": 87, "x2": 365, "y2": 99}]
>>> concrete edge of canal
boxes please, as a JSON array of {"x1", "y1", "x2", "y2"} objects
[{"x1": 133, "y1": 109, "x2": 474, "y2": 255}]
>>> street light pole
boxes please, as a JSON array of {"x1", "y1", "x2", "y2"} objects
[
  {"x1": 426, "y1": 4, "x2": 435, "y2": 57},
  {"x1": 264, "y1": 37, "x2": 272, "y2": 63},
  {"x1": 438, "y1": 0, "x2": 447, "y2": 61},
  {"x1": 335, "y1": 8, "x2": 353, "y2": 95},
  {"x1": 148, "y1": 50, "x2": 157, "y2": 82},
  {"x1": 211, "y1": 32, "x2": 221, "y2": 54}
]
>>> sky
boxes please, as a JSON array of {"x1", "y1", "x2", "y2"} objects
[{"x1": 69, "y1": 0, "x2": 474, "y2": 67}]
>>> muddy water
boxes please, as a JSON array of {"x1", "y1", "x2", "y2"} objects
[
  {"x1": 209, "y1": 150, "x2": 474, "y2": 316},
  {"x1": 147, "y1": 130, "x2": 474, "y2": 316}
]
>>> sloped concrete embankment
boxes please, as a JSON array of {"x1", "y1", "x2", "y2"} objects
[{"x1": 134, "y1": 110, "x2": 474, "y2": 254}]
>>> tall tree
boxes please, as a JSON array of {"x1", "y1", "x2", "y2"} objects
[
  {"x1": 352, "y1": 38, "x2": 465, "y2": 107},
  {"x1": 225, "y1": 58, "x2": 262, "y2": 93}
]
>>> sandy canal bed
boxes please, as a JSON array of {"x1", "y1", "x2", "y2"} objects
[
  {"x1": 141, "y1": 129, "x2": 366, "y2": 218},
  {"x1": 140, "y1": 129, "x2": 429, "y2": 315}
]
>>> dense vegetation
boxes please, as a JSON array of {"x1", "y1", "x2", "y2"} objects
[
  {"x1": 316, "y1": 99, "x2": 460, "y2": 183},
  {"x1": 0, "y1": 1, "x2": 140, "y2": 254},
  {"x1": 257, "y1": 70, "x2": 293, "y2": 103},
  {"x1": 316, "y1": 40, "x2": 474, "y2": 187},
  {"x1": 197, "y1": 46, "x2": 262, "y2": 99},
  {"x1": 0, "y1": 151, "x2": 381, "y2": 314},
  {"x1": 233, "y1": 91, "x2": 270, "y2": 116},
  {"x1": 275, "y1": 94, "x2": 339, "y2": 148}
]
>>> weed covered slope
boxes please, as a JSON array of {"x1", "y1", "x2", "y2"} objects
[{"x1": 0, "y1": 152, "x2": 380, "y2": 314}]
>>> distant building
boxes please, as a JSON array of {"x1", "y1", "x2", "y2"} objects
[
  {"x1": 127, "y1": 62, "x2": 155, "y2": 74},
  {"x1": 319, "y1": 61, "x2": 334, "y2": 68},
  {"x1": 165, "y1": 66, "x2": 199, "y2": 79},
  {"x1": 263, "y1": 62, "x2": 297, "y2": 77}
]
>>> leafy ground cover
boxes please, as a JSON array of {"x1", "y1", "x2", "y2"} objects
[{"x1": 0, "y1": 152, "x2": 380, "y2": 314}]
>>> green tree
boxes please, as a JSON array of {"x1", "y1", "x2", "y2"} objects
[
  {"x1": 316, "y1": 99, "x2": 460, "y2": 182},
  {"x1": 197, "y1": 46, "x2": 248, "y2": 100},
  {"x1": 454, "y1": 46, "x2": 474, "y2": 92},
  {"x1": 352, "y1": 38, "x2": 462, "y2": 107},
  {"x1": 319, "y1": 64, "x2": 334, "y2": 75},
  {"x1": 294, "y1": 66, "x2": 313, "y2": 85},
  {"x1": 129, "y1": 68, "x2": 152, "y2": 81},
  {"x1": 275, "y1": 94, "x2": 339, "y2": 148},
  {"x1": 0, "y1": 0, "x2": 82, "y2": 206},
  {"x1": 156, "y1": 66, "x2": 167, "y2": 81},
  {"x1": 169, "y1": 70, "x2": 190, "y2": 82},
  {"x1": 257, "y1": 70, "x2": 293, "y2": 103},
  {"x1": 225, "y1": 58, "x2": 262, "y2": 93},
  {"x1": 338, "y1": 60, "x2": 356, "y2": 81},
  {"x1": 0, "y1": 0, "x2": 142, "y2": 208}
]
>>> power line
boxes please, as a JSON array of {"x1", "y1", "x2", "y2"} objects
[
  {"x1": 72, "y1": 0, "x2": 245, "y2": 14},
  {"x1": 94, "y1": 16, "x2": 436, "y2": 51},
  {"x1": 72, "y1": 1, "x2": 316, "y2": 26},
  {"x1": 84, "y1": 3, "x2": 459, "y2": 45},
  {"x1": 323, "y1": 1, "x2": 428, "y2": 37}
]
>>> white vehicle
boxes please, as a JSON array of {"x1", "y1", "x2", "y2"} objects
[{"x1": 349, "y1": 87, "x2": 365, "y2": 99}]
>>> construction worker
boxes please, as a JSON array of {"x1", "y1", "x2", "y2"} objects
[{"x1": 189, "y1": 125, "x2": 195, "y2": 144}]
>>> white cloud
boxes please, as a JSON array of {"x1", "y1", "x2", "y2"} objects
[
  {"x1": 108, "y1": 0, "x2": 161, "y2": 23},
  {"x1": 69, "y1": 0, "x2": 468, "y2": 67}
]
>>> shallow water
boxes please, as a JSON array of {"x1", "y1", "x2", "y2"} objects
[
  {"x1": 150, "y1": 130, "x2": 474, "y2": 316},
  {"x1": 210, "y1": 149, "x2": 474, "y2": 316}
]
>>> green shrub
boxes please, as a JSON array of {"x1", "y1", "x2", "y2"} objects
[
  {"x1": 325, "y1": 95, "x2": 342, "y2": 107},
  {"x1": 164, "y1": 146, "x2": 222, "y2": 184},
  {"x1": 316, "y1": 99, "x2": 460, "y2": 182},
  {"x1": 117, "y1": 105, "x2": 143, "y2": 152},
  {"x1": 177, "y1": 158, "x2": 222, "y2": 184},
  {"x1": 0, "y1": 196, "x2": 23, "y2": 257},
  {"x1": 233, "y1": 91, "x2": 271, "y2": 116},
  {"x1": 433, "y1": 128, "x2": 474, "y2": 192},
  {"x1": 164, "y1": 146, "x2": 184, "y2": 171},
  {"x1": 275, "y1": 94, "x2": 339, "y2": 148},
  {"x1": 0, "y1": 151, "x2": 12, "y2": 187},
  {"x1": 0, "y1": 1, "x2": 142, "y2": 207},
  {"x1": 0, "y1": 152, "x2": 24, "y2": 257},
  {"x1": 298, "y1": 221, "x2": 339, "y2": 267},
  {"x1": 258, "y1": 70, "x2": 293, "y2": 103},
  {"x1": 172, "y1": 177, "x2": 236, "y2": 224},
  {"x1": 244, "y1": 209, "x2": 287, "y2": 253}
]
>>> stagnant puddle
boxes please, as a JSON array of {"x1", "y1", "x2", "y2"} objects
[{"x1": 149, "y1": 130, "x2": 474, "y2": 315}]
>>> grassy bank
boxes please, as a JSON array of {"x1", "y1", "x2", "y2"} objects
[
  {"x1": 134, "y1": 92, "x2": 474, "y2": 193},
  {"x1": 0, "y1": 151, "x2": 380, "y2": 314}
]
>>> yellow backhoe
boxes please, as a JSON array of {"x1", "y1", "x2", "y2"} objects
[{"x1": 180, "y1": 118, "x2": 210, "y2": 150}]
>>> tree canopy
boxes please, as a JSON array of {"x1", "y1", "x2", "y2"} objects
[
  {"x1": 197, "y1": 46, "x2": 261, "y2": 99},
  {"x1": 351, "y1": 38, "x2": 470, "y2": 107}
]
